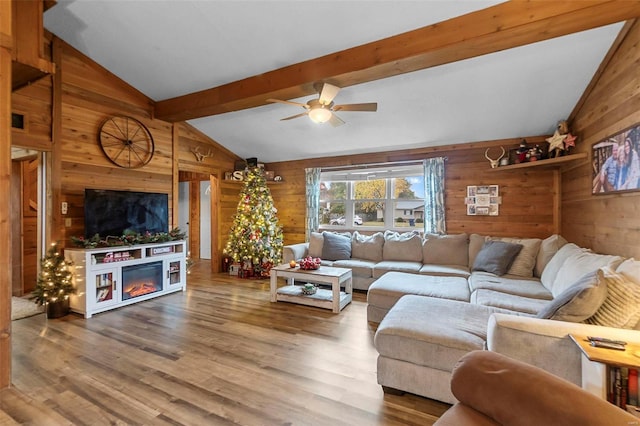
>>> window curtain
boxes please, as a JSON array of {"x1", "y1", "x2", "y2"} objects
[
  {"x1": 423, "y1": 157, "x2": 446, "y2": 234},
  {"x1": 305, "y1": 167, "x2": 321, "y2": 241}
]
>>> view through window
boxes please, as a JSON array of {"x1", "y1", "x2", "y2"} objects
[{"x1": 319, "y1": 164, "x2": 425, "y2": 230}]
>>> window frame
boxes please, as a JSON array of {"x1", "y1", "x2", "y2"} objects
[{"x1": 319, "y1": 164, "x2": 424, "y2": 231}]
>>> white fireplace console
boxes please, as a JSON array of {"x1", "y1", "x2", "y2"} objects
[{"x1": 66, "y1": 240, "x2": 186, "y2": 318}]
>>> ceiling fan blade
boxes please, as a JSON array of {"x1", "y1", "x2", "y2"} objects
[
  {"x1": 328, "y1": 113, "x2": 345, "y2": 127},
  {"x1": 333, "y1": 102, "x2": 378, "y2": 112},
  {"x1": 319, "y1": 83, "x2": 340, "y2": 105},
  {"x1": 266, "y1": 98, "x2": 309, "y2": 109},
  {"x1": 280, "y1": 112, "x2": 308, "y2": 121}
]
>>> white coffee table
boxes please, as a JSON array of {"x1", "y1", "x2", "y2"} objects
[{"x1": 270, "y1": 264, "x2": 352, "y2": 313}]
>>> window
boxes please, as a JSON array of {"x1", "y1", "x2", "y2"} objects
[{"x1": 319, "y1": 164, "x2": 425, "y2": 230}]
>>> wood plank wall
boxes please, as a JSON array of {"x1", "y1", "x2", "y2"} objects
[
  {"x1": 11, "y1": 38, "x2": 239, "y2": 255},
  {"x1": 267, "y1": 136, "x2": 556, "y2": 246},
  {"x1": 563, "y1": 20, "x2": 640, "y2": 259}
]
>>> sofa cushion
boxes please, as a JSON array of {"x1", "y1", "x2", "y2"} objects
[
  {"x1": 472, "y1": 241, "x2": 523, "y2": 276},
  {"x1": 471, "y1": 289, "x2": 547, "y2": 315},
  {"x1": 586, "y1": 265, "x2": 640, "y2": 329},
  {"x1": 540, "y1": 243, "x2": 585, "y2": 292},
  {"x1": 490, "y1": 237, "x2": 541, "y2": 278},
  {"x1": 321, "y1": 231, "x2": 351, "y2": 261},
  {"x1": 372, "y1": 261, "x2": 422, "y2": 278},
  {"x1": 536, "y1": 269, "x2": 608, "y2": 322},
  {"x1": 374, "y1": 296, "x2": 517, "y2": 373},
  {"x1": 550, "y1": 249, "x2": 623, "y2": 298},
  {"x1": 422, "y1": 233, "x2": 469, "y2": 266},
  {"x1": 351, "y1": 231, "x2": 384, "y2": 262},
  {"x1": 468, "y1": 272, "x2": 553, "y2": 300},
  {"x1": 332, "y1": 258, "x2": 375, "y2": 278},
  {"x1": 308, "y1": 232, "x2": 324, "y2": 258},
  {"x1": 383, "y1": 230, "x2": 422, "y2": 262},
  {"x1": 535, "y1": 234, "x2": 568, "y2": 277},
  {"x1": 367, "y1": 272, "x2": 470, "y2": 317},
  {"x1": 419, "y1": 264, "x2": 471, "y2": 278}
]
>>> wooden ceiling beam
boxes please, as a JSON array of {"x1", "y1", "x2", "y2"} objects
[{"x1": 155, "y1": 0, "x2": 640, "y2": 122}]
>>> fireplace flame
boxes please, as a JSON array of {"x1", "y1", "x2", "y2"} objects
[{"x1": 124, "y1": 282, "x2": 160, "y2": 298}]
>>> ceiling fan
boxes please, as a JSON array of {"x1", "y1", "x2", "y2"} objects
[{"x1": 266, "y1": 83, "x2": 377, "y2": 127}]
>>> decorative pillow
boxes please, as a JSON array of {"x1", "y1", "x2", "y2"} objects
[
  {"x1": 321, "y1": 231, "x2": 352, "y2": 261},
  {"x1": 586, "y1": 266, "x2": 640, "y2": 329},
  {"x1": 351, "y1": 231, "x2": 384, "y2": 262},
  {"x1": 536, "y1": 269, "x2": 608, "y2": 322},
  {"x1": 468, "y1": 234, "x2": 488, "y2": 269},
  {"x1": 491, "y1": 237, "x2": 541, "y2": 278},
  {"x1": 540, "y1": 243, "x2": 586, "y2": 292},
  {"x1": 534, "y1": 234, "x2": 568, "y2": 278},
  {"x1": 551, "y1": 250, "x2": 623, "y2": 298},
  {"x1": 382, "y1": 230, "x2": 422, "y2": 262},
  {"x1": 422, "y1": 233, "x2": 469, "y2": 266},
  {"x1": 308, "y1": 232, "x2": 324, "y2": 258},
  {"x1": 472, "y1": 241, "x2": 523, "y2": 276}
]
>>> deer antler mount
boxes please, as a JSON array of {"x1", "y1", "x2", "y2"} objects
[{"x1": 191, "y1": 146, "x2": 213, "y2": 163}]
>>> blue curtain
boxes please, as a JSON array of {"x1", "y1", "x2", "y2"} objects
[
  {"x1": 305, "y1": 167, "x2": 321, "y2": 241},
  {"x1": 423, "y1": 157, "x2": 446, "y2": 234}
]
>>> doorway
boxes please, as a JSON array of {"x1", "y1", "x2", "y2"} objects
[{"x1": 10, "y1": 149, "x2": 43, "y2": 296}]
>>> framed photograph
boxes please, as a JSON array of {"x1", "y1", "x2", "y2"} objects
[
  {"x1": 466, "y1": 185, "x2": 500, "y2": 216},
  {"x1": 592, "y1": 123, "x2": 640, "y2": 194}
]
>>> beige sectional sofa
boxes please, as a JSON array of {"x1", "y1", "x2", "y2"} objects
[{"x1": 283, "y1": 230, "x2": 640, "y2": 404}]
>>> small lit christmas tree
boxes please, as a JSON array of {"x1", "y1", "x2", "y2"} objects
[
  {"x1": 32, "y1": 243, "x2": 76, "y2": 307},
  {"x1": 224, "y1": 167, "x2": 283, "y2": 277}
]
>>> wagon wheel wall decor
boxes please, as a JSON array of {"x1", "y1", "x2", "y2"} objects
[{"x1": 98, "y1": 116, "x2": 155, "y2": 168}]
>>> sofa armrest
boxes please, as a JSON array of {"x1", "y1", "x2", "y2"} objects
[
  {"x1": 487, "y1": 313, "x2": 640, "y2": 386},
  {"x1": 283, "y1": 243, "x2": 309, "y2": 263}
]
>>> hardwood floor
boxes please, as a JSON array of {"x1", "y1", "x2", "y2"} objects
[{"x1": 2, "y1": 261, "x2": 449, "y2": 425}]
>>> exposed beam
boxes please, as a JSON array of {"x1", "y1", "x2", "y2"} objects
[{"x1": 155, "y1": 0, "x2": 640, "y2": 122}]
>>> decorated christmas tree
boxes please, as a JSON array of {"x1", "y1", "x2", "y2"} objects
[
  {"x1": 224, "y1": 167, "x2": 283, "y2": 276},
  {"x1": 32, "y1": 243, "x2": 76, "y2": 307}
]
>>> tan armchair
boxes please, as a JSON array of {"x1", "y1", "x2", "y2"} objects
[{"x1": 434, "y1": 350, "x2": 638, "y2": 426}]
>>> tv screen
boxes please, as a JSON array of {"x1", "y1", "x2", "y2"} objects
[{"x1": 84, "y1": 189, "x2": 169, "y2": 238}]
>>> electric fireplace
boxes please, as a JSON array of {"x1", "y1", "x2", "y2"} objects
[{"x1": 122, "y1": 261, "x2": 163, "y2": 301}]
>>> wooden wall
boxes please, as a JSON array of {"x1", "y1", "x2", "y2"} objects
[
  {"x1": 11, "y1": 38, "x2": 239, "y2": 254},
  {"x1": 267, "y1": 135, "x2": 557, "y2": 245},
  {"x1": 563, "y1": 20, "x2": 640, "y2": 259}
]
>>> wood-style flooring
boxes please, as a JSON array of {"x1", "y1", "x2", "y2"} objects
[{"x1": 1, "y1": 261, "x2": 449, "y2": 425}]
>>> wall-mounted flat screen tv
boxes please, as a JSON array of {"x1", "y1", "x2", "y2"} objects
[{"x1": 84, "y1": 189, "x2": 169, "y2": 238}]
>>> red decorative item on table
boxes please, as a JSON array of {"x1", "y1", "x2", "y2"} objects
[{"x1": 299, "y1": 256, "x2": 321, "y2": 270}]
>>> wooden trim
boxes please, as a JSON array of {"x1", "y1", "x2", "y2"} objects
[
  {"x1": 171, "y1": 123, "x2": 179, "y2": 229},
  {"x1": 0, "y1": 0, "x2": 12, "y2": 390},
  {"x1": 210, "y1": 175, "x2": 219, "y2": 273},
  {"x1": 156, "y1": 1, "x2": 640, "y2": 122},
  {"x1": 50, "y1": 37, "x2": 62, "y2": 243}
]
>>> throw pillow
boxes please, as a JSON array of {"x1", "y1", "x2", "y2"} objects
[
  {"x1": 382, "y1": 230, "x2": 422, "y2": 262},
  {"x1": 586, "y1": 266, "x2": 640, "y2": 329},
  {"x1": 536, "y1": 269, "x2": 608, "y2": 322},
  {"x1": 491, "y1": 237, "x2": 541, "y2": 278},
  {"x1": 540, "y1": 243, "x2": 585, "y2": 292},
  {"x1": 472, "y1": 241, "x2": 523, "y2": 276},
  {"x1": 321, "y1": 231, "x2": 351, "y2": 261},
  {"x1": 308, "y1": 232, "x2": 324, "y2": 258},
  {"x1": 534, "y1": 234, "x2": 568, "y2": 278},
  {"x1": 351, "y1": 231, "x2": 384, "y2": 262},
  {"x1": 422, "y1": 233, "x2": 469, "y2": 266},
  {"x1": 467, "y1": 234, "x2": 488, "y2": 269}
]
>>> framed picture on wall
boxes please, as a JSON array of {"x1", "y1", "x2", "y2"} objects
[{"x1": 592, "y1": 123, "x2": 640, "y2": 194}]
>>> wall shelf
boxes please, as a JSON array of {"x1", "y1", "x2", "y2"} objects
[{"x1": 489, "y1": 152, "x2": 587, "y2": 171}]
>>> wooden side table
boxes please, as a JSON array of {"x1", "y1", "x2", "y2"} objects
[{"x1": 569, "y1": 334, "x2": 640, "y2": 400}]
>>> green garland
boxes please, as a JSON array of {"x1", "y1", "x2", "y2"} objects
[{"x1": 71, "y1": 227, "x2": 187, "y2": 248}]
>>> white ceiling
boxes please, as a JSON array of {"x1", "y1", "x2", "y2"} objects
[{"x1": 44, "y1": 1, "x2": 624, "y2": 163}]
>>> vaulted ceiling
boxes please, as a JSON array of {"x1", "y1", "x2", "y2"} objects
[{"x1": 44, "y1": 1, "x2": 640, "y2": 163}]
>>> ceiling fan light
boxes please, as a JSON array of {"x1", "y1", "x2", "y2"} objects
[{"x1": 308, "y1": 107, "x2": 332, "y2": 124}]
